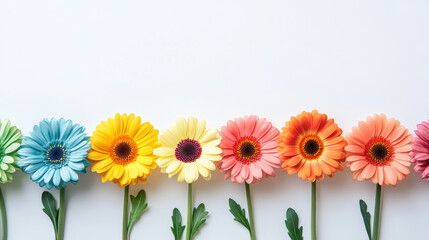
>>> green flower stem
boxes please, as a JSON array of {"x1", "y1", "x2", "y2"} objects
[
  {"x1": 186, "y1": 183, "x2": 192, "y2": 240},
  {"x1": 245, "y1": 183, "x2": 256, "y2": 240},
  {"x1": 57, "y1": 188, "x2": 65, "y2": 240},
  {"x1": 311, "y1": 181, "x2": 316, "y2": 240},
  {"x1": 0, "y1": 186, "x2": 7, "y2": 240},
  {"x1": 373, "y1": 184, "x2": 382, "y2": 240},
  {"x1": 123, "y1": 185, "x2": 129, "y2": 240}
]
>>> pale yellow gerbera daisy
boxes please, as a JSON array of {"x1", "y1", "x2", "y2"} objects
[{"x1": 154, "y1": 117, "x2": 222, "y2": 183}]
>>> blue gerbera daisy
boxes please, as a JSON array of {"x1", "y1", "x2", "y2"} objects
[{"x1": 18, "y1": 118, "x2": 91, "y2": 189}]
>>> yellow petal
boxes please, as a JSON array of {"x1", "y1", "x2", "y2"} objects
[
  {"x1": 194, "y1": 120, "x2": 206, "y2": 141},
  {"x1": 201, "y1": 154, "x2": 222, "y2": 162},
  {"x1": 113, "y1": 165, "x2": 124, "y2": 179},
  {"x1": 187, "y1": 117, "x2": 198, "y2": 140},
  {"x1": 199, "y1": 128, "x2": 218, "y2": 143},
  {"x1": 91, "y1": 158, "x2": 113, "y2": 172},
  {"x1": 156, "y1": 156, "x2": 176, "y2": 167},
  {"x1": 154, "y1": 147, "x2": 174, "y2": 157},
  {"x1": 202, "y1": 139, "x2": 221, "y2": 148},
  {"x1": 196, "y1": 162, "x2": 210, "y2": 178},
  {"x1": 159, "y1": 133, "x2": 179, "y2": 148},
  {"x1": 175, "y1": 117, "x2": 187, "y2": 139},
  {"x1": 134, "y1": 122, "x2": 154, "y2": 143},
  {"x1": 127, "y1": 164, "x2": 138, "y2": 179},
  {"x1": 176, "y1": 168, "x2": 185, "y2": 183},
  {"x1": 202, "y1": 147, "x2": 222, "y2": 155},
  {"x1": 197, "y1": 158, "x2": 216, "y2": 171},
  {"x1": 88, "y1": 151, "x2": 110, "y2": 161},
  {"x1": 166, "y1": 160, "x2": 182, "y2": 174},
  {"x1": 138, "y1": 146, "x2": 153, "y2": 156},
  {"x1": 184, "y1": 163, "x2": 198, "y2": 183}
]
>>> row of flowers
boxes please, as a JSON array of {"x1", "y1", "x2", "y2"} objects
[{"x1": 0, "y1": 111, "x2": 427, "y2": 240}]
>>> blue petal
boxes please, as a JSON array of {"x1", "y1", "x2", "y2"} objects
[
  {"x1": 60, "y1": 167, "x2": 70, "y2": 182},
  {"x1": 68, "y1": 162, "x2": 85, "y2": 171},
  {"x1": 66, "y1": 166, "x2": 79, "y2": 181},
  {"x1": 22, "y1": 137, "x2": 44, "y2": 151},
  {"x1": 59, "y1": 119, "x2": 72, "y2": 141},
  {"x1": 22, "y1": 162, "x2": 45, "y2": 173},
  {"x1": 39, "y1": 119, "x2": 52, "y2": 142},
  {"x1": 50, "y1": 118, "x2": 59, "y2": 140},
  {"x1": 44, "y1": 168, "x2": 55, "y2": 184},
  {"x1": 31, "y1": 125, "x2": 47, "y2": 143},
  {"x1": 53, "y1": 169, "x2": 61, "y2": 187},
  {"x1": 31, "y1": 166, "x2": 48, "y2": 181}
]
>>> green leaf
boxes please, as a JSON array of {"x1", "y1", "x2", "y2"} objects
[
  {"x1": 171, "y1": 208, "x2": 185, "y2": 240},
  {"x1": 41, "y1": 191, "x2": 59, "y2": 235},
  {"x1": 285, "y1": 208, "x2": 303, "y2": 240},
  {"x1": 127, "y1": 190, "x2": 148, "y2": 234},
  {"x1": 190, "y1": 203, "x2": 209, "y2": 239},
  {"x1": 228, "y1": 198, "x2": 250, "y2": 232},
  {"x1": 359, "y1": 200, "x2": 372, "y2": 240}
]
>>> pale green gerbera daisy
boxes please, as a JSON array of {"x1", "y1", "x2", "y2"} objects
[{"x1": 0, "y1": 119, "x2": 23, "y2": 183}]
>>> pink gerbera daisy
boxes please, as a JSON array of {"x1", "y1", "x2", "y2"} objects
[
  {"x1": 218, "y1": 115, "x2": 280, "y2": 184},
  {"x1": 410, "y1": 120, "x2": 429, "y2": 180},
  {"x1": 345, "y1": 114, "x2": 412, "y2": 186}
]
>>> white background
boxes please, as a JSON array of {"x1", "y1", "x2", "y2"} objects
[{"x1": 1, "y1": 1, "x2": 428, "y2": 240}]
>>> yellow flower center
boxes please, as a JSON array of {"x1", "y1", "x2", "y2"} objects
[
  {"x1": 298, "y1": 134, "x2": 324, "y2": 160},
  {"x1": 110, "y1": 135, "x2": 138, "y2": 165}
]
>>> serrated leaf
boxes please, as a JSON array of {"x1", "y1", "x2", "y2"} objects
[
  {"x1": 190, "y1": 203, "x2": 209, "y2": 239},
  {"x1": 41, "y1": 191, "x2": 59, "y2": 235},
  {"x1": 171, "y1": 208, "x2": 185, "y2": 240},
  {"x1": 359, "y1": 200, "x2": 372, "y2": 240},
  {"x1": 127, "y1": 190, "x2": 148, "y2": 234},
  {"x1": 285, "y1": 208, "x2": 303, "y2": 240},
  {"x1": 228, "y1": 198, "x2": 250, "y2": 233}
]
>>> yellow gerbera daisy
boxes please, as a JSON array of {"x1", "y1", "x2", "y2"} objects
[
  {"x1": 154, "y1": 117, "x2": 222, "y2": 183},
  {"x1": 87, "y1": 113, "x2": 159, "y2": 188}
]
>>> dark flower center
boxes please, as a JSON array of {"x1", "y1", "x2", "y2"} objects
[
  {"x1": 115, "y1": 142, "x2": 132, "y2": 159},
  {"x1": 304, "y1": 139, "x2": 320, "y2": 155},
  {"x1": 233, "y1": 136, "x2": 261, "y2": 164},
  {"x1": 175, "y1": 139, "x2": 202, "y2": 162},
  {"x1": 365, "y1": 137, "x2": 392, "y2": 165},
  {"x1": 299, "y1": 135, "x2": 324, "y2": 160},
  {"x1": 47, "y1": 145, "x2": 66, "y2": 163},
  {"x1": 239, "y1": 142, "x2": 256, "y2": 158}
]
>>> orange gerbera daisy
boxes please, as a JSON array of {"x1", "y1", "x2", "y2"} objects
[
  {"x1": 277, "y1": 110, "x2": 347, "y2": 182},
  {"x1": 345, "y1": 114, "x2": 412, "y2": 186}
]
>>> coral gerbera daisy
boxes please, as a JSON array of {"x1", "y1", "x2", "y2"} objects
[
  {"x1": 0, "y1": 119, "x2": 23, "y2": 183},
  {"x1": 278, "y1": 110, "x2": 346, "y2": 240},
  {"x1": 218, "y1": 115, "x2": 280, "y2": 184},
  {"x1": 345, "y1": 114, "x2": 412, "y2": 186},
  {"x1": 87, "y1": 113, "x2": 158, "y2": 240},
  {"x1": 18, "y1": 118, "x2": 91, "y2": 240},
  {"x1": 410, "y1": 120, "x2": 429, "y2": 181},
  {"x1": 277, "y1": 110, "x2": 347, "y2": 182},
  {"x1": 155, "y1": 117, "x2": 221, "y2": 240},
  {"x1": 345, "y1": 114, "x2": 412, "y2": 240},
  {"x1": 218, "y1": 115, "x2": 280, "y2": 239}
]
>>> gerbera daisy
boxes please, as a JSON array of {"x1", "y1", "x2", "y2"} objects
[
  {"x1": 218, "y1": 115, "x2": 280, "y2": 240},
  {"x1": 87, "y1": 113, "x2": 158, "y2": 240},
  {"x1": 155, "y1": 117, "x2": 221, "y2": 240},
  {"x1": 0, "y1": 119, "x2": 23, "y2": 183},
  {"x1": 278, "y1": 110, "x2": 347, "y2": 181},
  {"x1": 345, "y1": 114, "x2": 412, "y2": 186},
  {"x1": 345, "y1": 114, "x2": 412, "y2": 240},
  {"x1": 410, "y1": 120, "x2": 429, "y2": 181},
  {"x1": 0, "y1": 119, "x2": 22, "y2": 240},
  {"x1": 277, "y1": 110, "x2": 347, "y2": 240},
  {"x1": 18, "y1": 118, "x2": 91, "y2": 240}
]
